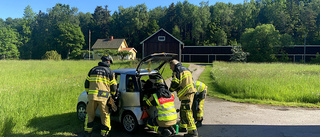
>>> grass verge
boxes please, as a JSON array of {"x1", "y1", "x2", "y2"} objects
[{"x1": 198, "y1": 62, "x2": 320, "y2": 108}]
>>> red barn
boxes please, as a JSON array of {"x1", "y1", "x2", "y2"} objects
[{"x1": 140, "y1": 28, "x2": 184, "y2": 61}]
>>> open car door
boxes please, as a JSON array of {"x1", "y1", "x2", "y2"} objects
[{"x1": 136, "y1": 53, "x2": 178, "y2": 75}]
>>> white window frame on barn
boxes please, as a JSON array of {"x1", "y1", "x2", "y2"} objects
[{"x1": 158, "y1": 36, "x2": 165, "y2": 41}]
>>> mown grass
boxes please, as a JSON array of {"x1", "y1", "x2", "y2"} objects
[
  {"x1": 200, "y1": 62, "x2": 320, "y2": 107},
  {"x1": 0, "y1": 59, "x2": 175, "y2": 137}
]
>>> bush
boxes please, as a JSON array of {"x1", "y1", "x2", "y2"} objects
[
  {"x1": 42, "y1": 50, "x2": 61, "y2": 60},
  {"x1": 278, "y1": 51, "x2": 290, "y2": 62},
  {"x1": 310, "y1": 52, "x2": 320, "y2": 64},
  {"x1": 230, "y1": 46, "x2": 249, "y2": 62}
]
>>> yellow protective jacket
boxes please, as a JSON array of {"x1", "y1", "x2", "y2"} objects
[
  {"x1": 194, "y1": 81, "x2": 206, "y2": 93},
  {"x1": 85, "y1": 62, "x2": 117, "y2": 101},
  {"x1": 145, "y1": 93, "x2": 177, "y2": 122},
  {"x1": 169, "y1": 63, "x2": 196, "y2": 100}
]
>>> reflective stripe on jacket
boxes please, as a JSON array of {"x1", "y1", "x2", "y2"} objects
[
  {"x1": 170, "y1": 64, "x2": 196, "y2": 99},
  {"x1": 146, "y1": 93, "x2": 177, "y2": 121},
  {"x1": 154, "y1": 93, "x2": 177, "y2": 121},
  {"x1": 85, "y1": 62, "x2": 117, "y2": 101}
]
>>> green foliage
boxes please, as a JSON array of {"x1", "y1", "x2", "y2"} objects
[
  {"x1": 230, "y1": 46, "x2": 249, "y2": 62},
  {"x1": 0, "y1": 26, "x2": 20, "y2": 59},
  {"x1": 310, "y1": 52, "x2": 320, "y2": 64},
  {"x1": 118, "y1": 50, "x2": 132, "y2": 60},
  {"x1": 278, "y1": 50, "x2": 291, "y2": 62},
  {"x1": 214, "y1": 29, "x2": 227, "y2": 45},
  {"x1": 42, "y1": 50, "x2": 61, "y2": 60},
  {"x1": 54, "y1": 23, "x2": 85, "y2": 59},
  {"x1": 69, "y1": 49, "x2": 84, "y2": 59},
  {"x1": 241, "y1": 24, "x2": 281, "y2": 62},
  {"x1": 19, "y1": 5, "x2": 36, "y2": 59},
  {"x1": 172, "y1": 25, "x2": 182, "y2": 40},
  {"x1": 2, "y1": 0, "x2": 320, "y2": 60},
  {"x1": 95, "y1": 49, "x2": 118, "y2": 57}
]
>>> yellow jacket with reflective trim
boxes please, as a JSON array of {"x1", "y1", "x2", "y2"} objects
[
  {"x1": 169, "y1": 63, "x2": 196, "y2": 100},
  {"x1": 85, "y1": 62, "x2": 117, "y2": 101},
  {"x1": 194, "y1": 81, "x2": 206, "y2": 93},
  {"x1": 145, "y1": 93, "x2": 177, "y2": 122}
]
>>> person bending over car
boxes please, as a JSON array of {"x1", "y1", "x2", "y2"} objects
[
  {"x1": 169, "y1": 59, "x2": 199, "y2": 137},
  {"x1": 192, "y1": 80, "x2": 207, "y2": 127},
  {"x1": 143, "y1": 79, "x2": 177, "y2": 137},
  {"x1": 84, "y1": 55, "x2": 117, "y2": 137}
]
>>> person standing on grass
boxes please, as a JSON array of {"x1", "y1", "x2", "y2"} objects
[
  {"x1": 169, "y1": 59, "x2": 199, "y2": 137},
  {"x1": 84, "y1": 55, "x2": 117, "y2": 137},
  {"x1": 192, "y1": 80, "x2": 207, "y2": 127}
]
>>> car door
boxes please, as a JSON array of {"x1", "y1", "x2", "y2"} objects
[{"x1": 119, "y1": 74, "x2": 140, "y2": 107}]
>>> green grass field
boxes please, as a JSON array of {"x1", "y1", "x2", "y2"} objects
[
  {"x1": 0, "y1": 60, "x2": 175, "y2": 137},
  {"x1": 201, "y1": 62, "x2": 320, "y2": 107}
]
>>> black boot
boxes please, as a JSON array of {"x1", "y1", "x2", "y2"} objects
[
  {"x1": 169, "y1": 126, "x2": 176, "y2": 136},
  {"x1": 161, "y1": 128, "x2": 172, "y2": 137},
  {"x1": 179, "y1": 127, "x2": 187, "y2": 133},
  {"x1": 84, "y1": 131, "x2": 92, "y2": 137},
  {"x1": 196, "y1": 119, "x2": 203, "y2": 127},
  {"x1": 184, "y1": 129, "x2": 199, "y2": 137}
]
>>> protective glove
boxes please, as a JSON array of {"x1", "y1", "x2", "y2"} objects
[
  {"x1": 142, "y1": 96, "x2": 149, "y2": 107},
  {"x1": 143, "y1": 96, "x2": 148, "y2": 101},
  {"x1": 108, "y1": 97, "x2": 118, "y2": 112}
]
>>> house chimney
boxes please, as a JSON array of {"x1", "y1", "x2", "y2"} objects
[{"x1": 110, "y1": 36, "x2": 113, "y2": 41}]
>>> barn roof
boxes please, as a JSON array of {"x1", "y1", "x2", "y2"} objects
[
  {"x1": 92, "y1": 39, "x2": 127, "y2": 49},
  {"x1": 140, "y1": 28, "x2": 184, "y2": 46}
]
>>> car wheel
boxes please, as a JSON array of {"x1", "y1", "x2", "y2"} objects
[
  {"x1": 77, "y1": 103, "x2": 86, "y2": 121},
  {"x1": 122, "y1": 112, "x2": 138, "y2": 133}
]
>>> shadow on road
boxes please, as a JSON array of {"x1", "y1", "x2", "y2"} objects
[{"x1": 199, "y1": 124, "x2": 320, "y2": 137}]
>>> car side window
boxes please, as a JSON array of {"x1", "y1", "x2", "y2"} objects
[{"x1": 126, "y1": 75, "x2": 137, "y2": 92}]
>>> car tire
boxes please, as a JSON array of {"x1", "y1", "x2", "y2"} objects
[
  {"x1": 121, "y1": 112, "x2": 138, "y2": 133},
  {"x1": 77, "y1": 103, "x2": 87, "y2": 122}
]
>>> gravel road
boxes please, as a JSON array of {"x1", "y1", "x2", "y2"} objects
[{"x1": 188, "y1": 64, "x2": 320, "y2": 137}]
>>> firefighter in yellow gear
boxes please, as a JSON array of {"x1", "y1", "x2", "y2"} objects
[
  {"x1": 84, "y1": 55, "x2": 117, "y2": 137},
  {"x1": 143, "y1": 79, "x2": 177, "y2": 137},
  {"x1": 169, "y1": 59, "x2": 198, "y2": 137},
  {"x1": 192, "y1": 81, "x2": 207, "y2": 127}
]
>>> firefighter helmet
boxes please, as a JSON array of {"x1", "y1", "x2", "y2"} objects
[{"x1": 101, "y1": 55, "x2": 113, "y2": 64}]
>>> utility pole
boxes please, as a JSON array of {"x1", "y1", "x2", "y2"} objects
[
  {"x1": 89, "y1": 30, "x2": 91, "y2": 60},
  {"x1": 304, "y1": 32, "x2": 307, "y2": 63}
]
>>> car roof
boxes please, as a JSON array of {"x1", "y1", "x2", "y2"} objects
[{"x1": 113, "y1": 68, "x2": 158, "y2": 75}]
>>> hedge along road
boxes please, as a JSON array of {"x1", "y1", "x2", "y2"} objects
[{"x1": 78, "y1": 64, "x2": 320, "y2": 137}]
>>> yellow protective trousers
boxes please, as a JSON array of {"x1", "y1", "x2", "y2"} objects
[
  {"x1": 84, "y1": 100, "x2": 111, "y2": 134},
  {"x1": 196, "y1": 86, "x2": 207, "y2": 121},
  {"x1": 179, "y1": 93, "x2": 197, "y2": 132}
]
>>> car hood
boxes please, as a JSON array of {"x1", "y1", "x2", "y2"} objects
[{"x1": 136, "y1": 53, "x2": 178, "y2": 75}]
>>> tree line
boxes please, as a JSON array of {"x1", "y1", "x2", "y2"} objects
[{"x1": 1, "y1": 0, "x2": 320, "y2": 60}]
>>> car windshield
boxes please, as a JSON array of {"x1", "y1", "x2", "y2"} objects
[{"x1": 138, "y1": 58, "x2": 167, "y2": 72}]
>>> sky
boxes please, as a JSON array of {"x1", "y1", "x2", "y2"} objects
[{"x1": 0, "y1": 0, "x2": 243, "y2": 20}]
